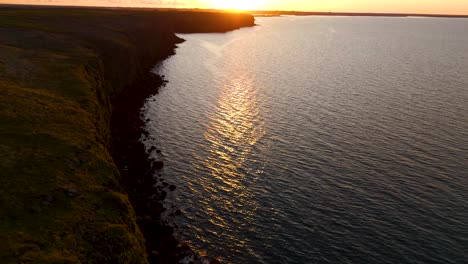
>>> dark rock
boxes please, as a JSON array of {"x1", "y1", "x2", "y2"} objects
[
  {"x1": 160, "y1": 190, "x2": 167, "y2": 201},
  {"x1": 175, "y1": 210, "x2": 182, "y2": 216},
  {"x1": 153, "y1": 161, "x2": 164, "y2": 169},
  {"x1": 156, "y1": 149, "x2": 162, "y2": 154},
  {"x1": 169, "y1": 185, "x2": 176, "y2": 191},
  {"x1": 149, "y1": 146, "x2": 157, "y2": 152}
]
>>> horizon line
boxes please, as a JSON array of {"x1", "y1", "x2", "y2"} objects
[{"x1": 1, "y1": 3, "x2": 468, "y2": 17}]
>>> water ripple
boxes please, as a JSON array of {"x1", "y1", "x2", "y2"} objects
[{"x1": 145, "y1": 17, "x2": 468, "y2": 264}]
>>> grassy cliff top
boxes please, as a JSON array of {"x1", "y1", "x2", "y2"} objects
[{"x1": 0, "y1": 6, "x2": 253, "y2": 263}]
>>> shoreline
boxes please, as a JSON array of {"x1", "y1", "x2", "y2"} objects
[
  {"x1": 110, "y1": 37, "x2": 224, "y2": 263},
  {"x1": 0, "y1": 7, "x2": 254, "y2": 263},
  {"x1": 109, "y1": 39, "x2": 191, "y2": 263},
  {"x1": 109, "y1": 19, "x2": 257, "y2": 264}
]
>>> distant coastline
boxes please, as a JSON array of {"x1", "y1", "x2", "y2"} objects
[{"x1": 251, "y1": 10, "x2": 468, "y2": 18}]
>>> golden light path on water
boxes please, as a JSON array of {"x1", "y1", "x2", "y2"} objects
[
  {"x1": 191, "y1": 73, "x2": 265, "y2": 250},
  {"x1": 146, "y1": 17, "x2": 468, "y2": 263}
]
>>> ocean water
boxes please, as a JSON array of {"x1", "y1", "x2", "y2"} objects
[{"x1": 144, "y1": 16, "x2": 468, "y2": 263}]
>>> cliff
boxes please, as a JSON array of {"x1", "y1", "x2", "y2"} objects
[{"x1": 0, "y1": 6, "x2": 254, "y2": 263}]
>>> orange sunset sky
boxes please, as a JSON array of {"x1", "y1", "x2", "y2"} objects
[{"x1": 1, "y1": 0, "x2": 468, "y2": 15}]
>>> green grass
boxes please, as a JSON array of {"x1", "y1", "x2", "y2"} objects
[{"x1": 0, "y1": 8, "x2": 148, "y2": 263}]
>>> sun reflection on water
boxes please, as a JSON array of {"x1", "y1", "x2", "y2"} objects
[{"x1": 192, "y1": 72, "x2": 265, "y2": 236}]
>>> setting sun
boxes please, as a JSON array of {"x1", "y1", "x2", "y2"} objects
[{"x1": 209, "y1": 0, "x2": 266, "y2": 10}]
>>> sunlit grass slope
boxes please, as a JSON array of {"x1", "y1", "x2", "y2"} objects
[{"x1": 0, "y1": 6, "x2": 253, "y2": 263}]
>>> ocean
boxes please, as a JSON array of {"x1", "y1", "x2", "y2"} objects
[{"x1": 144, "y1": 16, "x2": 468, "y2": 263}]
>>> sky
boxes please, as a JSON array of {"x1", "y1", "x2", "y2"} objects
[{"x1": 2, "y1": 0, "x2": 468, "y2": 15}]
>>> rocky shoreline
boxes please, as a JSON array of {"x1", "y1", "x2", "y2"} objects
[
  {"x1": 109, "y1": 19, "x2": 257, "y2": 264},
  {"x1": 110, "y1": 53, "x2": 194, "y2": 263},
  {"x1": 110, "y1": 55, "x2": 218, "y2": 264},
  {"x1": 99, "y1": 14, "x2": 255, "y2": 263}
]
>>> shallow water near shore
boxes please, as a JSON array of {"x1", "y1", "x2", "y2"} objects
[{"x1": 145, "y1": 16, "x2": 468, "y2": 263}]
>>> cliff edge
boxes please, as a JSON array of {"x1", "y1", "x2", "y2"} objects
[{"x1": 0, "y1": 6, "x2": 254, "y2": 263}]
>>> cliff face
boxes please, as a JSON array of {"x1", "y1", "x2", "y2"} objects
[{"x1": 0, "y1": 7, "x2": 254, "y2": 263}]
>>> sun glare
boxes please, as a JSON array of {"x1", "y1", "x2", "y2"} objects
[{"x1": 210, "y1": 0, "x2": 266, "y2": 10}]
